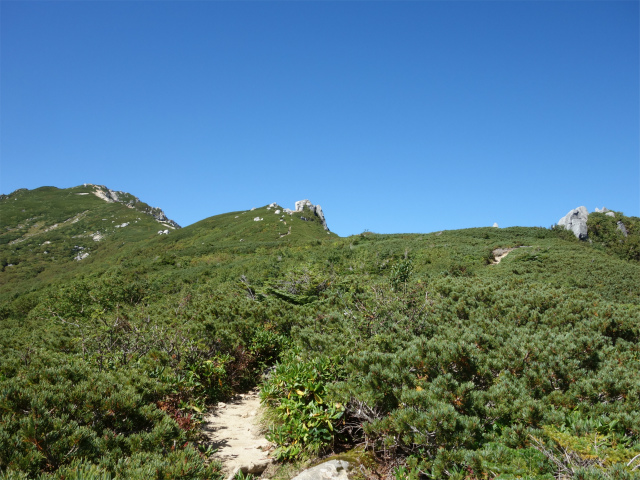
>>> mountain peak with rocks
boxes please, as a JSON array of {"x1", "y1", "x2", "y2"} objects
[
  {"x1": 294, "y1": 199, "x2": 329, "y2": 231},
  {"x1": 86, "y1": 184, "x2": 180, "y2": 229}
]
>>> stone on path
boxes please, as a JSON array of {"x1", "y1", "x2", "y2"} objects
[{"x1": 291, "y1": 460, "x2": 353, "y2": 480}]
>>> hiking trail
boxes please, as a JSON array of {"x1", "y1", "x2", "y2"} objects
[{"x1": 202, "y1": 389, "x2": 273, "y2": 479}]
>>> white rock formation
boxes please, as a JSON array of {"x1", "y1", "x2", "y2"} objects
[
  {"x1": 558, "y1": 206, "x2": 589, "y2": 240},
  {"x1": 294, "y1": 199, "x2": 329, "y2": 231},
  {"x1": 493, "y1": 223, "x2": 499, "y2": 228}
]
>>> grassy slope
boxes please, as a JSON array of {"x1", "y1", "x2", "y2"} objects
[
  {"x1": 0, "y1": 189, "x2": 337, "y2": 302},
  {"x1": 0, "y1": 186, "x2": 173, "y2": 299}
]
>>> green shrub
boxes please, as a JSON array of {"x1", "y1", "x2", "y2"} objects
[{"x1": 260, "y1": 354, "x2": 344, "y2": 460}]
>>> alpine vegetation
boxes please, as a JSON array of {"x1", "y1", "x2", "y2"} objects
[{"x1": 1, "y1": 186, "x2": 639, "y2": 480}]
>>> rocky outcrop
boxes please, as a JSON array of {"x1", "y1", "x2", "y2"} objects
[
  {"x1": 295, "y1": 199, "x2": 329, "y2": 231},
  {"x1": 617, "y1": 221, "x2": 629, "y2": 237},
  {"x1": 558, "y1": 206, "x2": 632, "y2": 240},
  {"x1": 88, "y1": 184, "x2": 181, "y2": 229},
  {"x1": 558, "y1": 206, "x2": 589, "y2": 240},
  {"x1": 595, "y1": 207, "x2": 616, "y2": 218}
]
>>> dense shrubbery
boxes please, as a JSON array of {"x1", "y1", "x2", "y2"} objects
[
  {"x1": 2, "y1": 195, "x2": 640, "y2": 479},
  {"x1": 587, "y1": 212, "x2": 640, "y2": 262},
  {"x1": 260, "y1": 354, "x2": 345, "y2": 460},
  {"x1": 0, "y1": 352, "x2": 221, "y2": 479}
]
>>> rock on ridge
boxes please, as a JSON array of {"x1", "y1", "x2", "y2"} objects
[
  {"x1": 87, "y1": 184, "x2": 181, "y2": 229},
  {"x1": 558, "y1": 206, "x2": 589, "y2": 240},
  {"x1": 295, "y1": 199, "x2": 329, "y2": 231},
  {"x1": 558, "y1": 206, "x2": 629, "y2": 240}
]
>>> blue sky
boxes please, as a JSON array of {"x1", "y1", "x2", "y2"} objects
[{"x1": 2, "y1": 1, "x2": 638, "y2": 236}]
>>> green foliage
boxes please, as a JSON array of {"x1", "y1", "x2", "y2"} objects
[
  {"x1": 390, "y1": 259, "x2": 413, "y2": 292},
  {"x1": 260, "y1": 354, "x2": 344, "y2": 461},
  {"x1": 588, "y1": 212, "x2": 640, "y2": 262},
  {"x1": 3, "y1": 186, "x2": 640, "y2": 478},
  {"x1": 0, "y1": 352, "x2": 222, "y2": 479}
]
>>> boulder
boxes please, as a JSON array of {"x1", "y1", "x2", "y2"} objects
[
  {"x1": 606, "y1": 212, "x2": 615, "y2": 218},
  {"x1": 558, "y1": 206, "x2": 589, "y2": 240},
  {"x1": 226, "y1": 460, "x2": 272, "y2": 480},
  {"x1": 291, "y1": 460, "x2": 353, "y2": 480},
  {"x1": 617, "y1": 221, "x2": 628, "y2": 237},
  {"x1": 493, "y1": 223, "x2": 499, "y2": 228}
]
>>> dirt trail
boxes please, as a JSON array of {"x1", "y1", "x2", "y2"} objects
[
  {"x1": 202, "y1": 389, "x2": 273, "y2": 478},
  {"x1": 491, "y1": 248, "x2": 514, "y2": 264},
  {"x1": 491, "y1": 246, "x2": 532, "y2": 264}
]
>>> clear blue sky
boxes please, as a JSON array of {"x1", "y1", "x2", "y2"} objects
[{"x1": 2, "y1": 1, "x2": 638, "y2": 236}]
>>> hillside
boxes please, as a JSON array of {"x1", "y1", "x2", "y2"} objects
[
  {"x1": 0, "y1": 185, "x2": 181, "y2": 300},
  {"x1": 1, "y1": 187, "x2": 640, "y2": 480},
  {"x1": 0, "y1": 187, "x2": 337, "y2": 304}
]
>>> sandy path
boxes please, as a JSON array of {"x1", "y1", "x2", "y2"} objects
[{"x1": 202, "y1": 389, "x2": 273, "y2": 478}]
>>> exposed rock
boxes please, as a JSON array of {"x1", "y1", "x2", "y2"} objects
[
  {"x1": 558, "y1": 206, "x2": 589, "y2": 240},
  {"x1": 291, "y1": 460, "x2": 353, "y2": 480},
  {"x1": 227, "y1": 460, "x2": 272, "y2": 480},
  {"x1": 88, "y1": 184, "x2": 180, "y2": 229},
  {"x1": 254, "y1": 217, "x2": 263, "y2": 222},
  {"x1": 493, "y1": 223, "x2": 499, "y2": 228},
  {"x1": 295, "y1": 199, "x2": 329, "y2": 231},
  {"x1": 595, "y1": 207, "x2": 616, "y2": 218},
  {"x1": 75, "y1": 252, "x2": 89, "y2": 261},
  {"x1": 617, "y1": 221, "x2": 628, "y2": 237}
]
